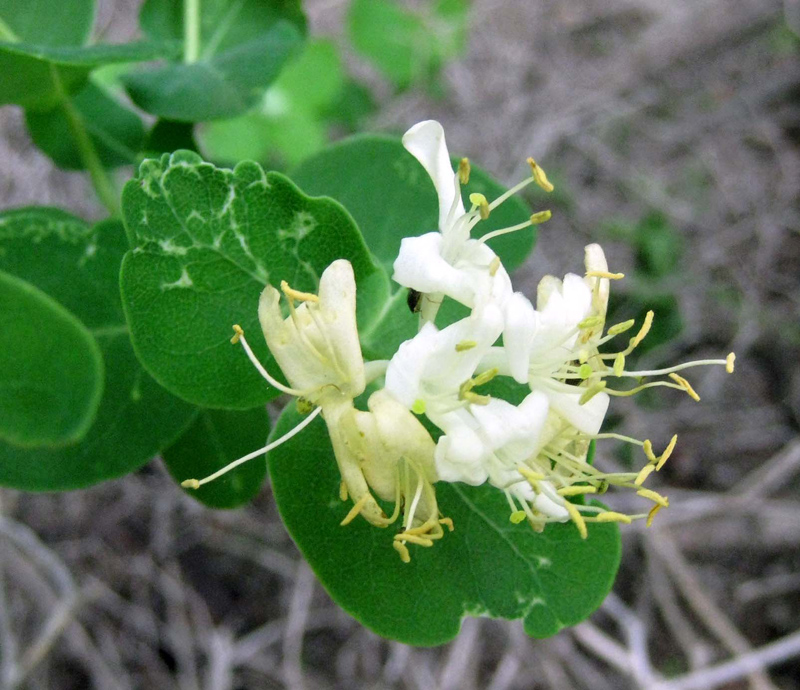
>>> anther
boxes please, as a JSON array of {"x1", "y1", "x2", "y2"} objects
[
  {"x1": 489, "y1": 256, "x2": 501, "y2": 276},
  {"x1": 586, "y1": 270, "x2": 624, "y2": 280},
  {"x1": 646, "y1": 504, "x2": 662, "y2": 527},
  {"x1": 231, "y1": 324, "x2": 244, "y2": 344},
  {"x1": 411, "y1": 399, "x2": 427, "y2": 415},
  {"x1": 634, "y1": 464, "x2": 655, "y2": 486},
  {"x1": 281, "y1": 280, "x2": 319, "y2": 303},
  {"x1": 455, "y1": 340, "x2": 477, "y2": 352},
  {"x1": 613, "y1": 353, "x2": 626, "y2": 377},
  {"x1": 181, "y1": 479, "x2": 200, "y2": 490},
  {"x1": 627, "y1": 311, "x2": 654, "y2": 353},
  {"x1": 578, "y1": 363, "x2": 593, "y2": 379},
  {"x1": 579, "y1": 381, "x2": 607, "y2": 405},
  {"x1": 510, "y1": 510, "x2": 527, "y2": 524},
  {"x1": 393, "y1": 540, "x2": 411, "y2": 563},
  {"x1": 595, "y1": 511, "x2": 632, "y2": 524},
  {"x1": 669, "y1": 373, "x2": 700, "y2": 402},
  {"x1": 296, "y1": 397, "x2": 315, "y2": 415},
  {"x1": 518, "y1": 466, "x2": 546, "y2": 483},
  {"x1": 656, "y1": 435, "x2": 677, "y2": 471},
  {"x1": 469, "y1": 192, "x2": 490, "y2": 220},
  {"x1": 439, "y1": 517, "x2": 455, "y2": 532},
  {"x1": 340, "y1": 494, "x2": 371, "y2": 526},
  {"x1": 458, "y1": 157, "x2": 471, "y2": 185},
  {"x1": 339, "y1": 480, "x2": 348, "y2": 502},
  {"x1": 527, "y1": 157, "x2": 554, "y2": 193},
  {"x1": 636, "y1": 488, "x2": 669, "y2": 507},
  {"x1": 726, "y1": 352, "x2": 736, "y2": 374},
  {"x1": 530, "y1": 210, "x2": 552, "y2": 224},
  {"x1": 607, "y1": 319, "x2": 635, "y2": 336},
  {"x1": 643, "y1": 440, "x2": 658, "y2": 464},
  {"x1": 579, "y1": 315, "x2": 605, "y2": 330},
  {"x1": 565, "y1": 501, "x2": 588, "y2": 539},
  {"x1": 557, "y1": 485, "x2": 598, "y2": 496}
]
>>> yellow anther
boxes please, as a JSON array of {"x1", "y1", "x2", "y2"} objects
[
  {"x1": 458, "y1": 157, "x2": 471, "y2": 185},
  {"x1": 339, "y1": 480, "x2": 348, "y2": 502},
  {"x1": 469, "y1": 192, "x2": 490, "y2": 220},
  {"x1": 280, "y1": 280, "x2": 319, "y2": 303},
  {"x1": 393, "y1": 540, "x2": 411, "y2": 563},
  {"x1": 394, "y1": 533, "x2": 434, "y2": 547},
  {"x1": 510, "y1": 510, "x2": 527, "y2": 524},
  {"x1": 625, "y1": 310, "x2": 654, "y2": 353},
  {"x1": 579, "y1": 315, "x2": 604, "y2": 330},
  {"x1": 606, "y1": 319, "x2": 635, "y2": 336},
  {"x1": 231, "y1": 324, "x2": 244, "y2": 344},
  {"x1": 463, "y1": 391, "x2": 491, "y2": 406},
  {"x1": 473, "y1": 367, "x2": 499, "y2": 387},
  {"x1": 340, "y1": 494, "x2": 371, "y2": 526},
  {"x1": 181, "y1": 479, "x2": 200, "y2": 490},
  {"x1": 557, "y1": 485, "x2": 598, "y2": 496},
  {"x1": 636, "y1": 488, "x2": 669, "y2": 508},
  {"x1": 530, "y1": 210, "x2": 552, "y2": 224},
  {"x1": 579, "y1": 381, "x2": 607, "y2": 405},
  {"x1": 669, "y1": 373, "x2": 700, "y2": 402},
  {"x1": 455, "y1": 340, "x2": 477, "y2": 352},
  {"x1": 643, "y1": 440, "x2": 658, "y2": 464},
  {"x1": 565, "y1": 502, "x2": 588, "y2": 539},
  {"x1": 296, "y1": 397, "x2": 315, "y2": 415},
  {"x1": 646, "y1": 504, "x2": 663, "y2": 527},
  {"x1": 595, "y1": 511, "x2": 632, "y2": 524},
  {"x1": 596, "y1": 480, "x2": 609, "y2": 495},
  {"x1": 726, "y1": 352, "x2": 736, "y2": 374},
  {"x1": 439, "y1": 517, "x2": 455, "y2": 532},
  {"x1": 613, "y1": 353, "x2": 626, "y2": 377},
  {"x1": 578, "y1": 349, "x2": 590, "y2": 364},
  {"x1": 489, "y1": 256, "x2": 501, "y2": 276},
  {"x1": 411, "y1": 399, "x2": 426, "y2": 415},
  {"x1": 634, "y1": 464, "x2": 656, "y2": 486},
  {"x1": 527, "y1": 157, "x2": 554, "y2": 192},
  {"x1": 517, "y1": 465, "x2": 546, "y2": 483},
  {"x1": 656, "y1": 434, "x2": 678, "y2": 471},
  {"x1": 578, "y1": 363, "x2": 593, "y2": 380},
  {"x1": 586, "y1": 270, "x2": 625, "y2": 280}
]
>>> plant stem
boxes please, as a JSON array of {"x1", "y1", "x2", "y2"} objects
[
  {"x1": 184, "y1": 0, "x2": 201, "y2": 63},
  {"x1": 50, "y1": 66, "x2": 120, "y2": 217}
]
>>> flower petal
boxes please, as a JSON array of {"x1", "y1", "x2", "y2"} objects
[
  {"x1": 502, "y1": 292, "x2": 537, "y2": 384},
  {"x1": 545, "y1": 386, "x2": 610, "y2": 435}
]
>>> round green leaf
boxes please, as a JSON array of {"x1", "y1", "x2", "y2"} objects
[
  {"x1": 25, "y1": 81, "x2": 144, "y2": 170},
  {"x1": 120, "y1": 151, "x2": 379, "y2": 409},
  {"x1": 0, "y1": 0, "x2": 94, "y2": 47},
  {"x1": 268, "y1": 404, "x2": 622, "y2": 646},
  {"x1": 162, "y1": 407, "x2": 270, "y2": 509},
  {"x1": 0, "y1": 208, "x2": 196, "y2": 490},
  {"x1": 123, "y1": 0, "x2": 307, "y2": 122},
  {"x1": 0, "y1": 269, "x2": 103, "y2": 448}
]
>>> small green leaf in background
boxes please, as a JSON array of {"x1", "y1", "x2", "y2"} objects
[
  {"x1": 163, "y1": 407, "x2": 270, "y2": 509},
  {"x1": 292, "y1": 134, "x2": 536, "y2": 357},
  {"x1": 25, "y1": 81, "x2": 144, "y2": 169},
  {"x1": 0, "y1": 0, "x2": 93, "y2": 47},
  {"x1": 0, "y1": 269, "x2": 103, "y2": 449},
  {"x1": 123, "y1": 0, "x2": 307, "y2": 122},
  {"x1": 0, "y1": 208, "x2": 196, "y2": 490},
  {"x1": 348, "y1": 0, "x2": 469, "y2": 90},
  {"x1": 120, "y1": 151, "x2": 379, "y2": 410},
  {"x1": 268, "y1": 404, "x2": 621, "y2": 646},
  {"x1": 198, "y1": 39, "x2": 347, "y2": 168}
]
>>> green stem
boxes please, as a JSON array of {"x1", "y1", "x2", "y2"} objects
[
  {"x1": 184, "y1": 0, "x2": 201, "y2": 63},
  {"x1": 50, "y1": 66, "x2": 120, "y2": 217},
  {"x1": 0, "y1": 15, "x2": 20, "y2": 42}
]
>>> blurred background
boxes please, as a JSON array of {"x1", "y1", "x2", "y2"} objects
[{"x1": 1, "y1": 0, "x2": 799, "y2": 688}]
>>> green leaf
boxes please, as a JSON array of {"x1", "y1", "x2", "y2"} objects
[
  {"x1": 25, "y1": 81, "x2": 144, "y2": 169},
  {"x1": 162, "y1": 407, "x2": 270, "y2": 509},
  {"x1": 120, "y1": 151, "x2": 379, "y2": 409},
  {"x1": 123, "y1": 0, "x2": 306, "y2": 122},
  {"x1": 0, "y1": 208, "x2": 195, "y2": 490},
  {"x1": 0, "y1": 40, "x2": 170, "y2": 110},
  {"x1": 0, "y1": 0, "x2": 94, "y2": 47},
  {"x1": 198, "y1": 39, "x2": 345, "y2": 168},
  {"x1": 0, "y1": 269, "x2": 103, "y2": 449},
  {"x1": 268, "y1": 403, "x2": 621, "y2": 646},
  {"x1": 292, "y1": 134, "x2": 537, "y2": 357},
  {"x1": 143, "y1": 119, "x2": 198, "y2": 158},
  {"x1": 347, "y1": 0, "x2": 469, "y2": 89}
]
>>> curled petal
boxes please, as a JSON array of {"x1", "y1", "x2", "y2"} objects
[
  {"x1": 546, "y1": 386, "x2": 610, "y2": 435},
  {"x1": 503, "y1": 292, "x2": 537, "y2": 384},
  {"x1": 432, "y1": 409, "x2": 490, "y2": 485}
]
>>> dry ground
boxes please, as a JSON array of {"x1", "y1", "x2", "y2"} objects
[{"x1": 1, "y1": 0, "x2": 800, "y2": 688}]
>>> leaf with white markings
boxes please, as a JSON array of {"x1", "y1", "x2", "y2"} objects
[
  {"x1": 0, "y1": 208, "x2": 196, "y2": 490},
  {"x1": 120, "y1": 150, "x2": 379, "y2": 409}
]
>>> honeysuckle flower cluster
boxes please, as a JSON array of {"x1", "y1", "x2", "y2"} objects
[{"x1": 183, "y1": 120, "x2": 735, "y2": 562}]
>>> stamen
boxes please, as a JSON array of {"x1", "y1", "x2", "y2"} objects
[
  {"x1": 557, "y1": 485, "x2": 598, "y2": 496},
  {"x1": 531, "y1": 209, "x2": 552, "y2": 224},
  {"x1": 643, "y1": 440, "x2": 657, "y2": 463},
  {"x1": 613, "y1": 353, "x2": 626, "y2": 377},
  {"x1": 489, "y1": 256, "x2": 501, "y2": 276},
  {"x1": 477, "y1": 218, "x2": 534, "y2": 245},
  {"x1": 231, "y1": 324, "x2": 244, "y2": 344},
  {"x1": 586, "y1": 270, "x2": 624, "y2": 280},
  {"x1": 606, "y1": 319, "x2": 635, "y2": 336},
  {"x1": 669, "y1": 373, "x2": 701, "y2": 401},
  {"x1": 411, "y1": 399, "x2": 427, "y2": 414},
  {"x1": 339, "y1": 480, "x2": 348, "y2": 502},
  {"x1": 726, "y1": 352, "x2": 736, "y2": 373},
  {"x1": 636, "y1": 488, "x2": 669, "y2": 507},
  {"x1": 623, "y1": 310, "x2": 654, "y2": 355},
  {"x1": 564, "y1": 501, "x2": 588, "y2": 539},
  {"x1": 656, "y1": 435, "x2": 678, "y2": 471},
  {"x1": 393, "y1": 540, "x2": 411, "y2": 563},
  {"x1": 296, "y1": 397, "x2": 315, "y2": 415},
  {"x1": 488, "y1": 176, "x2": 535, "y2": 211},
  {"x1": 510, "y1": 511, "x2": 527, "y2": 524},
  {"x1": 469, "y1": 192, "x2": 490, "y2": 220},
  {"x1": 634, "y1": 464, "x2": 656, "y2": 486},
  {"x1": 579, "y1": 382, "x2": 607, "y2": 405},
  {"x1": 595, "y1": 511, "x2": 632, "y2": 524},
  {"x1": 646, "y1": 504, "x2": 663, "y2": 527},
  {"x1": 456, "y1": 340, "x2": 477, "y2": 352},
  {"x1": 182, "y1": 406, "x2": 322, "y2": 488},
  {"x1": 280, "y1": 280, "x2": 319, "y2": 303},
  {"x1": 340, "y1": 494, "x2": 371, "y2": 526},
  {"x1": 579, "y1": 315, "x2": 605, "y2": 330},
  {"x1": 439, "y1": 517, "x2": 454, "y2": 531},
  {"x1": 232, "y1": 327, "x2": 304, "y2": 396},
  {"x1": 527, "y1": 157, "x2": 554, "y2": 193},
  {"x1": 458, "y1": 157, "x2": 471, "y2": 185}
]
